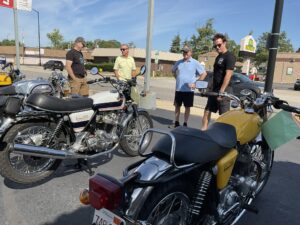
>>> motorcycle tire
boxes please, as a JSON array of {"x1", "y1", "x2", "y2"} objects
[
  {"x1": 251, "y1": 139, "x2": 274, "y2": 196},
  {"x1": 0, "y1": 122, "x2": 64, "y2": 185},
  {"x1": 120, "y1": 111, "x2": 153, "y2": 156},
  {"x1": 137, "y1": 179, "x2": 193, "y2": 225}
]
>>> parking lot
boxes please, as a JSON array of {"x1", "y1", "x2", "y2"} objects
[{"x1": 0, "y1": 66, "x2": 300, "y2": 225}]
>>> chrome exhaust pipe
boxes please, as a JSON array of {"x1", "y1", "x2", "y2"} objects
[
  {"x1": 13, "y1": 143, "x2": 119, "y2": 159},
  {"x1": 13, "y1": 144, "x2": 80, "y2": 159}
]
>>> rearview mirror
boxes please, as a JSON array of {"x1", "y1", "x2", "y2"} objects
[
  {"x1": 139, "y1": 65, "x2": 146, "y2": 76},
  {"x1": 90, "y1": 67, "x2": 98, "y2": 75},
  {"x1": 196, "y1": 81, "x2": 208, "y2": 89}
]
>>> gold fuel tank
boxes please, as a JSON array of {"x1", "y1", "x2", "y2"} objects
[
  {"x1": 216, "y1": 110, "x2": 262, "y2": 145},
  {"x1": 217, "y1": 149, "x2": 238, "y2": 189}
]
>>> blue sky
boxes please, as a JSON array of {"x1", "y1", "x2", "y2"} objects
[{"x1": 0, "y1": 0, "x2": 299, "y2": 51}]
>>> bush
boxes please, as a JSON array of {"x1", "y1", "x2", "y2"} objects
[
  {"x1": 154, "y1": 71, "x2": 174, "y2": 77},
  {"x1": 85, "y1": 62, "x2": 114, "y2": 72}
]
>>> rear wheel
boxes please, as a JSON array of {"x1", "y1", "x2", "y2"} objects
[
  {"x1": 138, "y1": 180, "x2": 192, "y2": 225},
  {"x1": 120, "y1": 111, "x2": 153, "y2": 156},
  {"x1": 0, "y1": 122, "x2": 64, "y2": 184}
]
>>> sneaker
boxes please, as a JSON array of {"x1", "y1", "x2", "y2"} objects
[
  {"x1": 183, "y1": 122, "x2": 187, "y2": 127},
  {"x1": 169, "y1": 121, "x2": 180, "y2": 129}
]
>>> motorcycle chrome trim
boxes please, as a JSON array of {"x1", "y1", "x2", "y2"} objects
[
  {"x1": 126, "y1": 156, "x2": 173, "y2": 218},
  {"x1": 138, "y1": 128, "x2": 194, "y2": 169},
  {"x1": 0, "y1": 117, "x2": 14, "y2": 135},
  {"x1": 13, "y1": 142, "x2": 119, "y2": 159}
]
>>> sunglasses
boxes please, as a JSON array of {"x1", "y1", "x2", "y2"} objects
[
  {"x1": 213, "y1": 43, "x2": 222, "y2": 49},
  {"x1": 120, "y1": 48, "x2": 128, "y2": 51}
]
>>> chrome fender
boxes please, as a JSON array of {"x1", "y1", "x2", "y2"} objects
[{"x1": 126, "y1": 156, "x2": 172, "y2": 219}]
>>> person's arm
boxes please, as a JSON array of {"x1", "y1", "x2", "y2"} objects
[
  {"x1": 131, "y1": 58, "x2": 136, "y2": 78},
  {"x1": 189, "y1": 62, "x2": 207, "y2": 89},
  {"x1": 220, "y1": 53, "x2": 235, "y2": 93},
  {"x1": 219, "y1": 69, "x2": 233, "y2": 93},
  {"x1": 172, "y1": 61, "x2": 179, "y2": 78},
  {"x1": 113, "y1": 57, "x2": 120, "y2": 80},
  {"x1": 65, "y1": 60, "x2": 78, "y2": 81}
]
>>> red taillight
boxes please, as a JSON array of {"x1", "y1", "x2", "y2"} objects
[{"x1": 89, "y1": 175, "x2": 122, "y2": 210}]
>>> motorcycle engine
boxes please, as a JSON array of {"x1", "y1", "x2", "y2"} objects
[{"x1": 86, "y1": 129, "x2": 118, "y2": 152}]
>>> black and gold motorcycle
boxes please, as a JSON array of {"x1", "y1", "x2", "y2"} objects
[{"x1": 79, "y1": 83, "x2": 300, "y2": 225}]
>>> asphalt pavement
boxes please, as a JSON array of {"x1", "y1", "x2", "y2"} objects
[{"x1": 0, "y1": 66, "x2": 300, "y2": 225}]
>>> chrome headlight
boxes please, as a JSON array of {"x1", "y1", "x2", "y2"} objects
[{"x1": 30, "y1": 84, "x2": 53, "y2": 94}]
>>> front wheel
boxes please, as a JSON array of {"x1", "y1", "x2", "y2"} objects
[
  {"x1": 250, "y1": 139, "x2": 274, "y2": 196},
  {"x1": 0, "y1": 122, "x2": 64, "y2": 184},
  {"x1": 120, "y1": 111, "x2": 153, "y2": 156}
]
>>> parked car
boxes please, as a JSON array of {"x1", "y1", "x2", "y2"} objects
[
  {"x1": 43, "y1": 60, "x2": 64, "y2": 71},
  {"x1": 294, "y1": 79, "x2": 300, "y2": 90},
  {"x1": 200, "y1": 72, "x2": 264, "y2": 98}
]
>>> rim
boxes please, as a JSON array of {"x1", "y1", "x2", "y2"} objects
[
  {"x1": 124, "y1": 114, "x2": 152, "y2": 152},
  {"x1": 9, "y1": 126, "x2": 58, "y2": 176},
  {"x1": 146, "y1": 192, "x2": 190, "y2": 225}
]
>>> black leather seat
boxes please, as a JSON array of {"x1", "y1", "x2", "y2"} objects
[
  {"x1": 26, "y1": 93, "x2": 93, "y2": 113},
  {"x1": 0, "y1": 86, "x2": 16, "y2": 95},
  {"x1": 152, "y1": 123, "x2": 237, "y2": 164}
]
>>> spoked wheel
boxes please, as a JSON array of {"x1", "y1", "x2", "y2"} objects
[
  {"x1": 0, "y1": 123, "x2": 63, "y2": 184},
  {"x1": 249, "y1": 140, "x2": 274, "y2": 196},
  {"x1": 120, "y1": 111, "x2": 153, "y2": 156},
  {"x1": 138, "y1": 180, "x2": 191, "y2": 225}
]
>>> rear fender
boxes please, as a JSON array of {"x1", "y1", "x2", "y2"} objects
[{"x1": 125, "y1": 156, "x2": 173, "y2": 219}]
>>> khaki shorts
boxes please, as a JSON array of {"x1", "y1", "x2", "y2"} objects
[{"x1": 69, "y1": 77, "x2": 89, "y2": 96}]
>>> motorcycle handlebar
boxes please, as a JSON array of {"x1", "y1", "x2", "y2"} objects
[{"x1": 274, "y1": 100, "x2": 300, "y2": 114}]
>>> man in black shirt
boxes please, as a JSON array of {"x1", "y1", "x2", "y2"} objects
[
  {"x1": 201, "y1": 33, "x2": 236, "y2": 130},
  {"x1": 66, "y1": 37, "x2": 88, "y2": 96}
]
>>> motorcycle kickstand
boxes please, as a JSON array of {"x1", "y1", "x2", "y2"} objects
[{"x1": 74, "y1": 159, "x2": 95, "y2": 176}]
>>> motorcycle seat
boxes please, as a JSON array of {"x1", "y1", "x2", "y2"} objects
[
  {"x1": 0, "y1": 86, "x2": 16, "y2": 95},
  {"x1": 26, "y1": 93, "x2": 94, "y2": 113},
  {"x1": 152, "y1": 123, "x2": 237, "y2": 165}
]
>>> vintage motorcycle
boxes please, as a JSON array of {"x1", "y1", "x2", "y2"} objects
[
  {"x1": 0, "y1": 62, "x2": 25, "y2": 86},
  {"x1": 79, "y1": 83, "x2": 300, "y2": 225},
  {"x1": 0, "y1": 66, "x2": 153, "y2": 184}
]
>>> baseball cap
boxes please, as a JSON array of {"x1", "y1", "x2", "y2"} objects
[
  {"x1": 181, "y1": 45, "x2": 192, "y2": 53},
  {"x1": 75, "y1": 37, "x2": 86, "y2": 47}
]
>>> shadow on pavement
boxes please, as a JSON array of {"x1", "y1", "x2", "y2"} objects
[
  {"x1": 41, "y1": 206, "x2": 93, "y2": 225},
  {"x1": 237, "y1": 161, "x2": 300, "y2": 225}
]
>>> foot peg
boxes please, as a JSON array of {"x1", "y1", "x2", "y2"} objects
[{"x1": 242, "y1": 203, "x2": 259, "y2": 214}]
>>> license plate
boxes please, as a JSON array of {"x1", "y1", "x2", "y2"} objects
[{"x1": 92, "y1": 208, "x2": 126, "y2": 225}]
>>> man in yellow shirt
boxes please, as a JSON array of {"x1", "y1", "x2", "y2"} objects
[{"x1": 114, "y1": 44, "x2": 136, "y2": 81}]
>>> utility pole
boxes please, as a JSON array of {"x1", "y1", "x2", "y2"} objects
[
  {"x1": 144, "y1": 0, "x2": 154, "y2": 93},
  {"x1": 33, "y1": 9, "x2": 42, "y2": 66},
  {"x1": 13, "y1": 4, "x2": 20, "y2": 69},
  {"x1": 265, "y1": 0, "x2": 284, "y2": 92}
]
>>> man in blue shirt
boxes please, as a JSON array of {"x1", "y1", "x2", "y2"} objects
[{"x1": 172, "y1": 46, "x2": 207, "y2": 127}]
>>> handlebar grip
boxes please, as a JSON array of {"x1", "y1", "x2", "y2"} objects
[
  {"x1": 201, "y1": 92, "x2": 219, "y2": 97},
  {"x1": 274, "y1": 100, "x2": 300, "y2": 113},
  {"x1": 87, "y1": 79, "x2": 96, "y2": 84}
]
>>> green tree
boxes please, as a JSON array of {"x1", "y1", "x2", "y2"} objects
[
  {"x1": 128, "y1": 41, "x2": 136, "y2": 48},
  {"x1": 190, "y1": 18, "x2": 216, "y2": 58},
  {"x1": 0, "y1": 39, "x2": 24, "y2": 46},
  {"x1": 47, "y1": 29, "x2": 64, "y2": 49},
  {"x1": 255, "y1": 31, "x2": 294, "y2": 66},
  {"x1": 170, "y1": 34, "x2": 181, "y2": 53},
  {"x1": 297, "y1": 47, "x2": 300, "y2": 53}
]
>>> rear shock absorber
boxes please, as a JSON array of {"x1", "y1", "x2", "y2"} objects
[
  {"x1": 188, "y1": 171, "x2": 212, "y2": 223},
  {"x1": 47, "y1": 118, "x2": 64, "y2": 146}
]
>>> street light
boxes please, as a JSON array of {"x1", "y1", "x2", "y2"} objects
[{"x1": 32, "y1": 9, "x2": 41, "y2": 66}]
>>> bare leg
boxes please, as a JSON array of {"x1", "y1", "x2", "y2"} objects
[
  {"x1": 201, "y1": 110, "x2": 211, "y2": 130},
  {"x1": 175, "y1": 104, "x2": 181, "y2": 123},
  {"x1": 184, "y1": 107, "x2": 190, "y2": 124}
]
